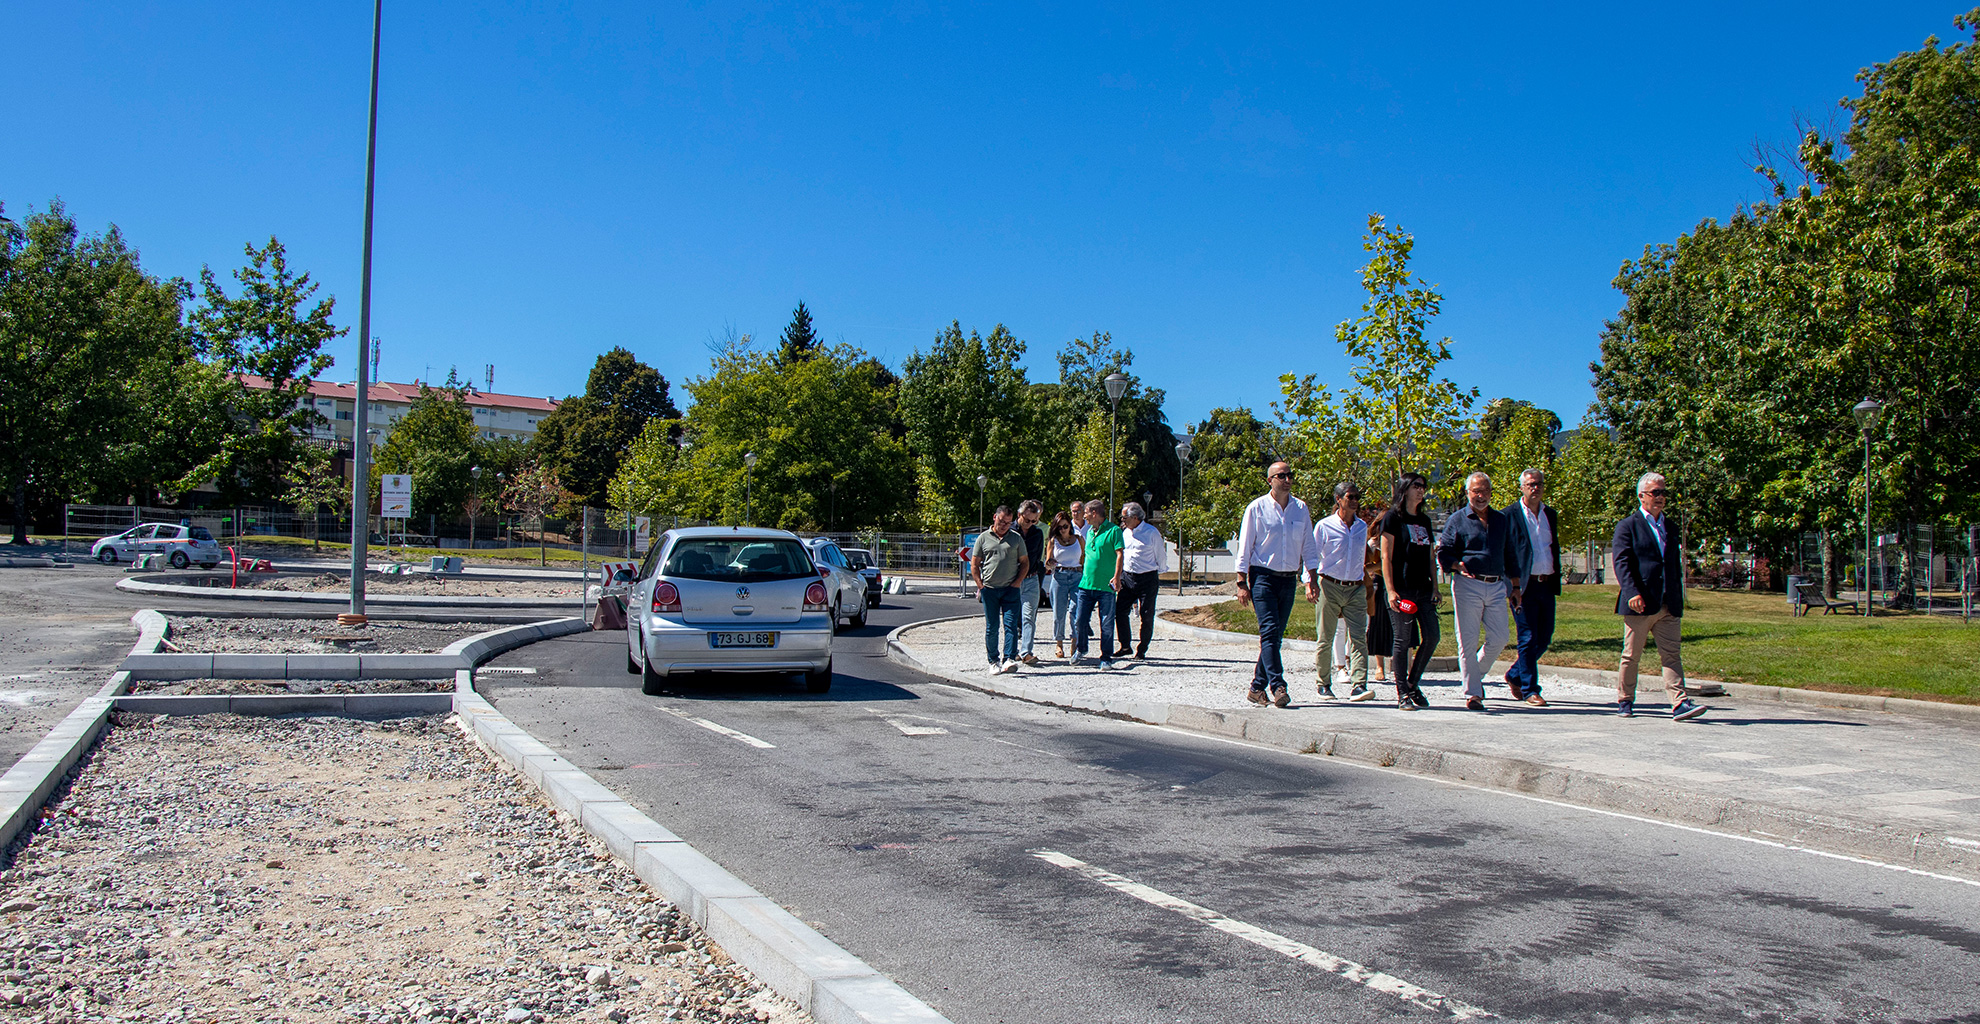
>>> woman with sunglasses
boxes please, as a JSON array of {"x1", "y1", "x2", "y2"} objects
[
  {"x1": 1045, "y1": 511, "x2": 1084, "y2": 659},
  {"x1": 1378, "y1": 472, "x2": 1439, "y2": 710}
]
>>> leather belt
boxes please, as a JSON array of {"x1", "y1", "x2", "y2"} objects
[
  {"x1": 1320, "y1": 574, "x2": 1364, "y2": 586},
  {"x1": 1462, "y1": 573, "x2": 1503, "y2": 583},
  {"x1": 1254, "y1": 568, "x2": 1299, "y2": 578},
  {"x1": 1529, "y1": 573, "x2": 1558, "y2": 583}
]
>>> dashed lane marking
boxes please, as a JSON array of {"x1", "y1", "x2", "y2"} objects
[
  {"x1": 653, "y1": 705, "x2": 776, "y2": 749},
  {"x1": 862, "y1": 708, "x2": 953, "y2": 736},
  {"x1": 1031, "y1": 850, "x2": 1494, "y2": 1020}
]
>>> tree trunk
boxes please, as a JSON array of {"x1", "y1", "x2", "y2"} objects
[
  {"x1": 9, "y1": 478, "x2": 27, "y2": 546},
  {"x1": 1822, "y1": 530, "x2": 1840, "y2": 600}
]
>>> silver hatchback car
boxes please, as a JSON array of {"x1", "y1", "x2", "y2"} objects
[{"x1": 624, "y1": 527, "x2": 836, "y2": 695}]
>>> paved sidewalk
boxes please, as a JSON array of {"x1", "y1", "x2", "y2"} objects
[{"x1": 892, "y1": 602, "x2": 1980, "y2": 880}]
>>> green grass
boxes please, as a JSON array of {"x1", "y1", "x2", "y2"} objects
[{"x1": 1186, "y1": 584, "x2": 1980, "y2": 702}]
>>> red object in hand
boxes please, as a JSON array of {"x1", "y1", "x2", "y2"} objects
[{"x1": 1396, "y1": 598, "x2": 1418, "y2": 614}]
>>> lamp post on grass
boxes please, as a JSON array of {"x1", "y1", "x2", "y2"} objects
[
  {"x1": 1853, "y1": 397, "x2": 1882, "y2": 617},
  {"x1": 1174, "y1": 437, "x2": 1192, "y2": 596},
  {"x1": 1104, "y1": 372, "x2": 1129, "y2": 516}
]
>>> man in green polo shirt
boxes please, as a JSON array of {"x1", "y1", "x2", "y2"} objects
[{"x1": 1071, "y1": 499, "x2": 1126, "y2": 669}]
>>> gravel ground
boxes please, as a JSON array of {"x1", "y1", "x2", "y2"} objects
[
  {"x1": 241, "y1": 575, "x2": 583, "y2": 599},
  {"x1": 164, "y1": 618, "x2": 506, "y2": 655},
  {"x1": 0, "y1": 714, "x2": 809, "y2": 1024},
  {"x1": 127, "y1": 678, "x2": 453, "y2": 696}
]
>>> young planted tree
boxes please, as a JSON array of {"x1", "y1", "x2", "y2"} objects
[{"x1": 282, "y1": 444, "x2": 350, "y2": 552}]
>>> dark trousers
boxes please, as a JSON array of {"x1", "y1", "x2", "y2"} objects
[
  {"x1": 1390, "y1": 589, "x2": 1441, "y2": 692},
  {"x1": 980, "y1": 585, "x2": 1021, "y2": 664},
  {"x1": 1507, "y1": 582, "x2": 1556, "y2": 694},
  {"x1": 1249, "y1": 571, "x2": 1299, "y2": 692},
  {"x1": 1115, "y1": 569, "x2": 1161, "y2": 657}
]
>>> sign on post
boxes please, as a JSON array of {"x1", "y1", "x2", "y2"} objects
[
  {"x1": 381, "y1": 474, "x2": 414, "y2": 518},
  {"x1": 634, "y1": 516, "x2": 652, "y2": 553}
]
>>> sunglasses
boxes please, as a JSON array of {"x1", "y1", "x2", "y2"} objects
[
  {"x1": 1647, "y1": 488, "x2": 1669, "y2": 497},
  {"x1": 1271, "y1": 472, "x2": 1295, "y2": 480}
]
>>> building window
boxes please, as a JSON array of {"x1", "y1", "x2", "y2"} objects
[{"x1": 335, "y1": 410, "x2": 352, "y2": 421}]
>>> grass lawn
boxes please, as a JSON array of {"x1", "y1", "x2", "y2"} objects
[{"x1": 1184, "y1": 584, "x2": 1980, "y2": 703}]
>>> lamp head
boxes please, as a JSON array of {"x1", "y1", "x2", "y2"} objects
[
  {"x1": 744, "y1": 452, "x2": 757, "y2": 468},
  {"x1": 1103, "y1": 372, "x2": 1129, "y2": 404},
  {"x1": 1852, "y1": 397, "x2": 1882, "y2": 432},
  {"x1": 976, "y1": 474, "x2": 987, "y2": 490},
  {"x1": 1175, "y1": 439, "x2": 1192, "y2": 461}
]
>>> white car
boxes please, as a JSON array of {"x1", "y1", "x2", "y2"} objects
[
  {"x1": 800, "y1": 537, "x2": 871, "y2": 629},
  {"x1": 841, "y1": 546, "x2": 883, "y2": 608},
  {"x1": 624, "y1": 527, "x2": 836, "y2": 695},
  {"x1": 92, "y1": 523, "x2": 222, "y2": 569}
]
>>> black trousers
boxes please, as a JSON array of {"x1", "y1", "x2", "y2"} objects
[
  {"x1": 1389, "y1": 588, "x2": 1442, "y2": 692},
  {"x1": 1115, "y1": 569, "x2": 1161, "y2": 657}
]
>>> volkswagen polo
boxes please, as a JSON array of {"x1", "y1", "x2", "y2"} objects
[{"x1": 625, "y1": 526, "x2": 835, "y2": 695}]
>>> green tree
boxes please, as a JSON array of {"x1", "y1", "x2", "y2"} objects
[
  {"x1": 1067, "y1": 408, "x2": 1133, "y2": 509},
  {"x1": 611, "y1": 338, "x2": 913, "y2": 529},
  {"x1": 776, "y1": 300, "x2": 821, "y2": 365},
  {"x1": 282, "y1": 443, "x2": 350, "y2": 552},
  {"x1": 1169, "y1": 407, "x2": 1284, "y2": 557},
  {"x1": 372, "y1": 377, "x2": 478, "y2": 520},
  {"x1": 531, "y1": 347, "x2": 679, "y2": 508},
  {"x1": 0, "y1": 201, "x2": 191, "y2": 542},
  {"x1": 1484, "y1": 401, "x2": 1562, "y2": 496},
  {"x1": 1045, "y1": 331, "x2": 1175, "y2": 511},
  {"x1": 1548, "y1": 415, "x2": 1630, "y2": 561},
  {"x1": 181, "y1": 237, "x2": 342, "y2": 503},
  {"x1": 897, "y1": 323, "x2": 1036, "y2": 528}
]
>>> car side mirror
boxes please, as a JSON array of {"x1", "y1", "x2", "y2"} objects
[{"x1": 613, "y1": 569, "x2": 636, "y2": 582}]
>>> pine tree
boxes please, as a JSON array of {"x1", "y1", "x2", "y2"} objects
[{"x1": 777, "y1": 301, "x2": 820, "y2": 365}]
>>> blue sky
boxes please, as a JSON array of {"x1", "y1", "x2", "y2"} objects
[{"x1": 3, "y1": 3, "x2": 1965, "y2": 429}]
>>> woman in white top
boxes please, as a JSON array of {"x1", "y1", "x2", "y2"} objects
[{"x1": 1045, "y1": 511, "x2": 1084, "y2": 658}]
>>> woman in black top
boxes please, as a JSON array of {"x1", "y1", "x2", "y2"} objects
[{"x1": 1379, "y1": 472, "x2": 1440, "y2": 710}]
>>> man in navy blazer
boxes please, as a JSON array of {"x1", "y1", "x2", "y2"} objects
[
  {"x1": 1503, "y1": 468, "x2": 1561, "y2": 706},
  {"x1": 1611, "y1": 472, "x2": 1706, "y2": 720}
]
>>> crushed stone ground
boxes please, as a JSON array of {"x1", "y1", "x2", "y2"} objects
[
  {"x1": 0, "y1": 713, "x2": 810, "y2": 1024},
  {"x1": 238, "y1": 575, "x2": 582, "y2": 599},
  {"x1": 164, "y1": 618, "x2": 507, "y2": 656}
]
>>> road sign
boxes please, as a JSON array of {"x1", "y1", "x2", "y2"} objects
[
  {"x1": 634, "y1": 516, "x2": 652, "y2": 553},
  {"x1": 381, "y1": 474, "x2": 414, "y2": 518}
]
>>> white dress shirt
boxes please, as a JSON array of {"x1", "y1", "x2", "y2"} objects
[
  {"x1": 1121, "y1": 521, "x2": 1167, "y2": 574},
  {"x1": 1520, "y1": 501, "x2": 1555, "y2": 576},
  {"x1": 1311, "y1": 511, "x2": 1367, "y2": 582},
  {"x1": 1235, "y1": 493, "x2": 1319, "y2": 575}
]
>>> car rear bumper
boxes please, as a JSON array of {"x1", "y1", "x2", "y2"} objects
[{"x1": 640, "y1": 619, "x2": 832, "y2": 676}]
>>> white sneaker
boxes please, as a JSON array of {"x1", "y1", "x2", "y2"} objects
[
  {"x1": 1069, "y1": 655, "x2": 1088, "y2": 667},
  {"x1": 1098, "y1": 660, "x2": 1118, "y2": 671},
  {"x1": 999, "y1": 660, "x2": 1021, "y2": 674}
]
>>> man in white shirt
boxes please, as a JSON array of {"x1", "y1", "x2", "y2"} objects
[
  {"x1": 1308, "y1": 481, "x2": 1373, "y2": 701},
  {"x1": 1235, "y1": 462, "x2": 1320, "y2": 707},
  {"x1": 1503, "y1": 468, "x2": 1560, "y2": 706},
  {"x1": 1115, "y1": 502, "x2": 1168, "y2": 659}
]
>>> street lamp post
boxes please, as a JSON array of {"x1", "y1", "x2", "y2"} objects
[
  {"x1": 1853, "y1": 397, "x2": 1883, "y2": 617},
  {"x1": 976, "y1": 474, "x2": 988, "y2": 533},
  {"x1": 1104, "y1": 372, "x2": 1129, "y2": 515},
  {"x1": 744, "y1": 452, "x2": 757, "y2": 526},
  {"x1": 1174, "y1": 437, "x2": 1192, "y2": 596},
  {"x1": 468, "y1": 465, "x2": 480, "y2": 553},
  {"x1": 344, "y1": 0, "x2": 384, "y2": 628}
]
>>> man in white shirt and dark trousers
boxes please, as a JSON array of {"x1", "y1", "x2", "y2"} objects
[
  {"x1": 1115, "y1": 502, "x2": 1167, "y2": 660},
  {"x1": 1503, "y1": 468, "x2": 1559, "y2": 706},
  {"x1": 1309, "y1": 481, "x2": 1373, "y2": 701},
  {"x1": 1235, "y1": 462, "x2": 1319, "y2": 707}
]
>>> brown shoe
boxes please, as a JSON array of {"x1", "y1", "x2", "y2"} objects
[
  {"x1": 1056, "y1": 643, "x2": 1066, "y2": 659},
  {"x1": 1248, "y1": 688, "x2": 1270, "y2": 706},
  {"x1": 1525, "y1": 693, "x2": 1548, "y2": 707},
  {"x1": 1271, "y1": 686, "x2": 1291, "y2": 708}
]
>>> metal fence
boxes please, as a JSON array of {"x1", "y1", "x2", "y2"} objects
[{"x1": 1791, "y1": 525, "x2": 1975, "y2": 617}]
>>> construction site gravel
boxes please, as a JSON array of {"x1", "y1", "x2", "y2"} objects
[
  {"x1": 0, "y1": 713, "x2": 808, "y2": 1024},
  {"x1": 237, "y1": 575, "x2": 583, "y2": 600},
  {"x1": 162, "y1": 618, "x2": 507, "y2": 655},
  {"x1": 126, "y1": 678, "x2": 453, "y2": 696}
]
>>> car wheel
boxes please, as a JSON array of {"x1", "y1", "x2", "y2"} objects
[
  {"x1": 639, "y1": 635, "x2": 666, "y2": 695},
  {"x1": 804, "y1": 660, "x2": 832, "y2": 694},
  {"x1": 830, "y1": 599, "x2": 842, "y2": 633},
  {"x1": 168, "y1": 551, "x2": 190, "y2": 569},
  {"x1": 97, "y1": 548, "x2": 117, "y2": 564},
  {"x1": 849, "y1": 600, "x2": 867, "y2": 630},
  {"x1": 626, "y1": 639, "x2": 641, "y2": 675}
]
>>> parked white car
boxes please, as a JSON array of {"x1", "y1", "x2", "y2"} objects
[
  {"x1": 92, "y1": 523, "x2": 222, "y2": 569},
  {"x1": 624, "y1": 527, "x2": 836, "y2": 695},
  {"x1": 800, "y1": 537, "x2": 871, "y2": 629},
  {"x1": 841, "y1": 546, "x2": 883, "y2": 608}
]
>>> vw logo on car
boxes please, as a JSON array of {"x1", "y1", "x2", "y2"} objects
[{"x1": 736, "y1": 586, "x2": 749, "y2": 600}]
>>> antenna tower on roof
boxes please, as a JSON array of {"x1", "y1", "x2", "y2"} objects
[
  {"x1": 486, "y1": 364, "x2": 494, "y2": 393},
  {"x1": 370, "y1": 338, "x2": 381, "y2": 383}
]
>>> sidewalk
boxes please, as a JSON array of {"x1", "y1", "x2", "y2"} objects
[{"x1": 889, "y1": 600, "x2": 1980, "y2": 880}]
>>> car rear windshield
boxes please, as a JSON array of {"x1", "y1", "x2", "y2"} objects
[
  {"x1": 663, "y1": 539, "x2": 815, "y2": 582},
  {"x1": 189, "y1": 527, "x2": 214, "y2": 541}
]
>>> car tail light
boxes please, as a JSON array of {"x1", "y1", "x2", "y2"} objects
[
  {"x1": 651, "y1": 581, "x2": 681, "y2": 613},
  {"x1": 804, "y1": 581, "x2": 828, "y2": 610},
  {"x1": 818, "y1": 566, "x2": 832, "y2": 578}
]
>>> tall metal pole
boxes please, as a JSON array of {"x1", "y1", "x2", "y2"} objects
[
  {"x1": 346, "y1": 0, "x2": 382, "y2": 624},
  {"x1": 1107, "y1": 403, "x2": 1118, "y2": 517},
  {"x1": 1864, "y1": 430, "x2": 1872, "y2": 618}
]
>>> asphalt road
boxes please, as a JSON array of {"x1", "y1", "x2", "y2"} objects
[{"x1": 481, "y1": 591, "x2": 1980, "y2": 1024}]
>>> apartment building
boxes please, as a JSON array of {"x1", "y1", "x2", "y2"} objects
[{"x1": 241, "y1": 376, "x2": 562, "y2": 448}]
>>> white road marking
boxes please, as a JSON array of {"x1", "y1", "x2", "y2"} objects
[
  {"x1": 1759, "y1": 762, "x2": 1860, "y2": 777},
  {"x1": 653, "y1": 705, "x2": 776, "y2": 749},
  {"x1": 1032, "y1": 850, "x2": 1494, "y2": 1020},
  {"x1": 886, "y1": 720, "x2": 949, "y2": 736},
  {"x1": 1126, "y1": 720, "x2": 1980, "y2": 890}
]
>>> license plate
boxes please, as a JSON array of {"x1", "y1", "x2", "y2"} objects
[{"x1": 710, "y1": 631, "x2": 776, "y2": 648}]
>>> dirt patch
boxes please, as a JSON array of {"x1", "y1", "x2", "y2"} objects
[
  {"x1": 127, "y1": 678, "x2": 453, "y2": 696},
  {"x1": 1161, "y1": 603, "x2": 1233, "y2": 631},
  {"x1": 228, "y1": 573, "x2": 583, "y2": 600},
  {"x1": 165, "y1": 617, "x2": 506, "y2": 655},
  {"x1": 0, "y1": 714, "x2": 808, "y2": 1024}
]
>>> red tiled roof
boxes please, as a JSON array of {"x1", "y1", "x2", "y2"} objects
[{"x1": 237, "y1": 375, "x2": 562, "y2": 413}]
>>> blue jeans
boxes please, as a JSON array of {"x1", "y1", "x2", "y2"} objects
[
  {"x1": 1072, "y1": 587, "x2": 1117, "y2": 660},
  {"x1": 980, "y1": 585, "x2": 1022, "y2": 663},
  {"x1": 1507, "y1": 582, "x2": 1556, "y2": 695},
  {"x1": 1052, "y1": 567, "x2": 1082, "y2": 645},
  {"x1": 1249, "y1": 571, "x2": 1299, "y2": 691},
  {"x1": 1018, "y1": 575, "x2": 1041, "y2": 656}
]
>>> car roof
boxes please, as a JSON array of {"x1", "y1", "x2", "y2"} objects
[{"x1": 667, "y1": 526, "x2": 802, "y2": 542}]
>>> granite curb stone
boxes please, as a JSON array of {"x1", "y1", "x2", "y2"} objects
[{"x1": 886, "y1": 619, "x2": 1980, "y2": 881}]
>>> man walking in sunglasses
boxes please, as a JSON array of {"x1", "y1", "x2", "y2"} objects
[
  {"x1": 1612, "y1": 473, "x2": 1706, "y2": 721},
  {"x1": 1235, "y1": 462, "x2": 1318, "y2": 707}
]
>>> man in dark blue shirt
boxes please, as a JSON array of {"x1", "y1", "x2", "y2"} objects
[{"x1": 1436, "y1": 472, "x2": 1522, "y2": 711}]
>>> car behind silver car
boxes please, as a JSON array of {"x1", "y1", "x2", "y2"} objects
[{"x1": 625, "y1": 527, "x2": 835, "y2": 695}]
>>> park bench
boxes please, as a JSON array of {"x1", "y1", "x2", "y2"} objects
[{"x1": 1793, "y1": 582, "x2": 1859, "y2": 616}]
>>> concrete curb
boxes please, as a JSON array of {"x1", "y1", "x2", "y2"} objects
[
  {"x1": 116, "y1": 617, "x2": 593, "y2": 680},
  {"x1": 113, "y1": 692, "x2": 453, "y2": 716},
  {"x1": 1159, "y1": 611, "x2": 1980, "y2": 724},
  {"x1": 451, "y1": 673, "x2": 951, "y2": 1024},
  {"x1": 886, "y1": 620, "x2": 1980, "y2": 881},
  {"x1": 114, "y1": 575, "x2": 584, "y2": 608},
  {"x1": 0, "y1": 556, "x2": 67, "y2": 568}
]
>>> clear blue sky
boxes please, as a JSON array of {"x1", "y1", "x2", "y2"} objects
[{"x1": 3, "y1": 3, "x2": 1965, "y2": 429}]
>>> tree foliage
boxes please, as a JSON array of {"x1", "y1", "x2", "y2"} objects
[
  {"x1": 372, "y1": 376, "x2": 479, "y2": 519},
  {"x1": 531, "y1": 347, "x2": 678, "y2": 507},
  {"x1": 776, "y1": 300, "x2": 821, "y2": 365},
  {"x1": 1169, "y1": 407, "x2": 1284, "y2": 552},
  {"x1": 897, "y1": 323, "x2": 1036, "y2": 528}
]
